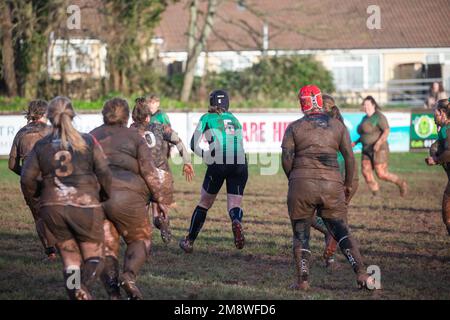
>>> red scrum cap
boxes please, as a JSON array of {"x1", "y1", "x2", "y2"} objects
[{"x1": 298, "y1": 85, "x2": 323, "y2": 112}]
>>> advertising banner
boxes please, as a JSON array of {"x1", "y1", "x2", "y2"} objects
[
  {"x1": 0, "y1": 111, "x2": 412, "y2": 156},
  {"x1": 410, "y1": 113, "x2": 438, "y2": 149}
]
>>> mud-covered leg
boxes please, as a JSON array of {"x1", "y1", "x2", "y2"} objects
[
  {"x1": 361, "y1": 160, "x2": 379, "y2": 195},
  {"x1": 79, "y1": 241, "x2": 104, "y2": 299},
  {"x1": 290, "y1": 219, "x2": 312, "y2": 291},
  {"x1": 322, "y1": 218, "x2": 376, "y2": 290},
  {"x1": 100, "y1": 220, "x2": 121, "y2": 299},
  {"x1": 375, "y1": 163, "x2": 407, "y2": 197},
  {"x1": 58, "y1": 239, "x2": 91, "y2": 300},
  {"x1": 120, "y1": 239, "x2": 151, "y2": 300},
  {"x1": 312, "y1": 210, "x2": 338, "y2": 269},
  {"x1": 442, "y1": 192, "x2": 450, "y2": 236},
  {"x1": 29, "y1": 199, "x2": 57, "y2": 259}
]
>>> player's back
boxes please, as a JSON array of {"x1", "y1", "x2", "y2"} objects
[
  {"x1": 90, "y1": 124, "x2": 148, "y2": 195},
  {"x1": 133, "y1": 122, "x2": 171, "y2": 171},
  {"x1": 16, "y1": 122, "x2": 51, "y2": 159},
  {"x1": 31, "y1": 133, "x2": 105, "y2": 208},
  {"x1": 200, "y1": 112, "x2": 245, "y2": 163},
  {"x1": 288, "y1": 113, "x2": 346, "y2": 182}
]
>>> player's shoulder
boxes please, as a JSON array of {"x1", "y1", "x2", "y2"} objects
[{"x1": 89, "y1": 124, "x2": 106, "y2": 136}]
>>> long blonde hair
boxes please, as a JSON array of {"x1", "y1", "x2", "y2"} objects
[{"x1": 47, "y1": 96, "x2": 87, "y2": 153}]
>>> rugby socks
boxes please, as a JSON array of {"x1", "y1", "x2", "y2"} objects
[
  {"x1": 82, "y1": 256, "x2": 104, "y2": 288},
  {"x1": 187, "y1": 206, "x2": 208, "y2": 241},
  {"x1": 323, "y1": 218, "x2": 365, "y2": 274},
  {"x1": 228, "y1": 207, "x2": 243, "y2": 222},
  {"x1": 100, "y1": 255, "x2": 121, "y2": 299},
  {"x1": 292, "y1": 219, "x2": 312, "y2": 283}
]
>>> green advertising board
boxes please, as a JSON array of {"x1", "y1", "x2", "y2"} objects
[{"x1": 410, "y1": 113, "x2": 438, "y2": 149}]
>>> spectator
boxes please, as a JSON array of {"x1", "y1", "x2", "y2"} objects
[{"x1": 425, "y1": 81, "x2": 447, "y2": 109}]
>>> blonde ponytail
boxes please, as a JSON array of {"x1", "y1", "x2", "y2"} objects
[{"x1": 48, "y1": 96, "x2": 87, "y2": 153}]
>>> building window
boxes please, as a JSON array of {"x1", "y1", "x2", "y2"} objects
[
  {"x1": 330, "y1": 53, "x2": 381, "y2": 91},
  {"x1": 49, "y1": 40, "x2": 93, "y2": 74}
]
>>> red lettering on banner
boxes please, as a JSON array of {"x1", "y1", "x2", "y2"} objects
[
  {"x1": 273, "y1": 121, "x2": 292, "y2": 142},
  {"x1": 242, "y1": 122, "x2": 266, "y2": 142}
]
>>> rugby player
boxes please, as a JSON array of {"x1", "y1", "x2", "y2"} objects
[
  {"x1": 179, "y1": 90, "x2": 248, "y2": 253},
  {"x1": 131, "y1": 97, "x2": 194, "y2": 243},
  {"x1": 282, "y1": 85, "x2": 375, "y2": 290},
  {"x1": 353, "y1": 96, "x2": 408, "y2": 196},
  {"x1": 90, "y1": 98, "x2": 171, "y2": 300},
  {"x1": 8, "y1": 100, "x2": 57, "y2": 260},
  {"x1": 425, "y1": 98, "x2": 450, "y2": 235},
  {"x1": 20, "y1": 96, "x2": 112, "y2": 300}
]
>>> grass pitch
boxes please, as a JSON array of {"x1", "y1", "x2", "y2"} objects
[{"x1": 0, "y1": 152, "x2": 449, "y2": 300}]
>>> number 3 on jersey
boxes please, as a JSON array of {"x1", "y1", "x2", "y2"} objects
[{"x1": 54, "y1": 150, "x2": 74, "y2": 177}]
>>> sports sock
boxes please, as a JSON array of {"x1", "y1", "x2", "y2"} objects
[
  {"x1": 228, "y1": 207, "x2": 243, "y2": 222},
  {"x1": 187, "y1": 206, "x2": 208, "y2": 241}
]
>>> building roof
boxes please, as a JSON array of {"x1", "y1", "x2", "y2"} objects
[{"x1": 154, "y1": 0, "x2": 450, "y2": 52}]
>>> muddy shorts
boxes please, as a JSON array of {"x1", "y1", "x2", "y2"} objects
[
  {"x1": 40, "y1": 205, "x2": 105, "y2": 243},
  {"x1": 287, "y1": 178, "x2": 347, "y2": 220},
  {"x1": 362, "y1": 142, "x2": 389, "y2": 166},
  {"x1": 102, "y1": 190, "x2": 152, "y2": 244},
  {"x1": 202, "y1": 163, "x2": 248, "y2": 195}
]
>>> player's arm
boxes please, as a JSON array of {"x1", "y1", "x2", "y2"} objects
[
  {"x1": 435, "y1": 128, "x2": 450, "y2": 164},
  {"x1": 91, "y1": 135, "x2": 112, "y2": 201},
  {"x1": 163, "y1": 126, "x2": 195, "y2": 182},
  {"x1": 281, "y1": 125, "x2": 295, "y2": 179},
  {"x1": 374, "y1": 114, "x2": 390, "y2": 151},
  {"x1": 163, "y1": 113, "x2": 171, "y2": 126},
  {"x1": 8, "y1": 135, "x2": 22, "y2": 175},
  {"x1": 339, "y1": 127, "x2": 355, "y2": 197},
  {"x1": 20, "y1": 147, "x2": 41, "y2": 204}
]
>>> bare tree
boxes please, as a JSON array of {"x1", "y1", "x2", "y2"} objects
[
  {"x1": 180, "y1": 0, "x2": 218, "y2": 102},
  {"x1": 0, "y1": 2, "x2": 18, "y2": 97}
]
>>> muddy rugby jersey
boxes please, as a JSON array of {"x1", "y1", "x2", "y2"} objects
[
  {"x1": 132, "y1": 122, "x2": 190, "y2": 172},
  {"x1": 150, "y1": 110, "x2": 171, "y2": 126},
  {"x1": 281, "y1": 113, "x2": 354, "y2": 186},
  {"x1": 90, "y1": 124, "x2": 171, "y2": 205},
  {"x1": 356, "y1": 111, "x2": 389, "y2": 150},
  {"x1": 9, "y1": 122, "x2": 51, "y2": 175},
  {"x1": 20, "y1": 133, "x2": 112, "y2": 208}
]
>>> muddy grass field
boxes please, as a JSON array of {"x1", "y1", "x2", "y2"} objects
[{"x1": 0, "y1": 152, "x2": 449, "y2": 300}]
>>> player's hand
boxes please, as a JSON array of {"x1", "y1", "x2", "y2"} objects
[
  {"x1": 157, "y1": 203, "x2": 169, "y2": 218},
  {"x1": 425, "y1": 156, "x2": 437, "y2": 166},
  {"x1": 183, "y1": 163, "x2": 195, "y2": 182},
  {"x1": 351, "y1": 142, "x2": 356, "y2": 148},
  {"x1": 344, "y1": 186, "x2": 352, "y2": 204},
  {"x1": 373, "y1": 142, "x2": 381, "y2": 152}
]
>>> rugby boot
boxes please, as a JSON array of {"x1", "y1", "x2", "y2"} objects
[
  {"x1": 44, "y1": 246, "x2": 57, "y2": 262},
  {"x1": 338, "y1": 237, "x2": 377, "y2": 290},
  {"x1": 119, "y1": 273, "x2": 143, "y2": 300},
  {"x1": 231, "y1": 219, "x2": 245, "y2": 249},
  {"x1": 357, "y1": 272, "x2": 378, "y2": 290},
  {"x1": 74, "y1": 285, "x2": 93, "y2": 300},
  {"x1": 290, "y1": 245, "x2": 311, "y2": 291},
  {"x1": 179, "y1": 236, "x2": 194, "y2": 253},
  {"x1": 100, "y1": 256, "x2": 122, "y2": 300}
]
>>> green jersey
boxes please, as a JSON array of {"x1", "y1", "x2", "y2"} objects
[
  {"x1": 191, "y1": 111, "x2": 245, "y2": 163},
  {"x1": 150, "y1": 110, "x2": 171, "y2": 126}
]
